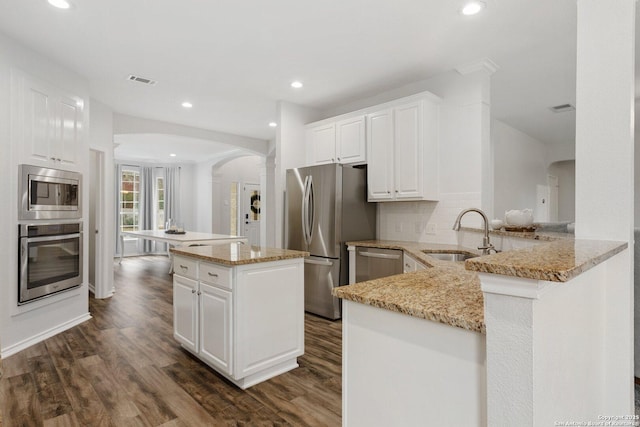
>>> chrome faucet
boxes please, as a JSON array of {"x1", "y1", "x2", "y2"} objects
[{"x1": 452, "y1": 208, "x2": 497, "y2": 255}]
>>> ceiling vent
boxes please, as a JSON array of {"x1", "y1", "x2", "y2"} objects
[
  {"x1": 549, "y1": 103, "x2": 575, "y2": 113},
  {"x1": 127, "y1": 75, "x2": 157, "y2": 85}
]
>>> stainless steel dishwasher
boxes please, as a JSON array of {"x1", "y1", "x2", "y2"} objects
[{"x1": 355, "y1": 247, "x2": 403, "y2": 282}]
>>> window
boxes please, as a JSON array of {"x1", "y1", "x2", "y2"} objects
[
  {"x1": 156, "y1": 176, "x2": 165, "y2": 230},
  {"x1": 120, "y1": 169, "x2": 140, "y2": 232}
]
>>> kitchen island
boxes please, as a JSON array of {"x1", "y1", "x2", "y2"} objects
[
  {"x1": 335, "y1": 238, "x2": 627, "y2": 426},
  {"x1": 170, "y1": 243, "x2": 308, "y2": 389}
]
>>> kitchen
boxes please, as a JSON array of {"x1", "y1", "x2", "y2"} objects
[{"x1": 0, "y1": 0, "x2": 636, "y2": 425}]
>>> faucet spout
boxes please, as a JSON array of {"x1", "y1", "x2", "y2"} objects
[{"x1": 452, "y1": 208, "x2": 496, "y2": 255}]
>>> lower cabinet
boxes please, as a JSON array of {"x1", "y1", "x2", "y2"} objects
[
  {"x1": 403, "y1": 253, "x2": 427, "y2": 273},
  {"x1": 173, "y1": 256, "x2": 304, "y2": 389}
]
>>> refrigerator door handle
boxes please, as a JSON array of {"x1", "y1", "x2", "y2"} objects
[
  {"x1": 358, "y1": 251, "x2": 402, "y2": 260},
  {"x1": 307, "y1": 176, "x2": 315, "y2": 245},
  {"x1": 301, "y1": 176, "x2": 310, "y2": 246},
  {"x1": 304, "y1": 258, "x2": 334, "y2": 266}
]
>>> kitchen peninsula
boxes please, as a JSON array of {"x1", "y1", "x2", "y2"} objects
[
  {"x1": 335, "y1": 238, "x2": 627, "y2": 426},
  {"x1": 170, "y1": 243, "x2": 308, "y2": 389}
]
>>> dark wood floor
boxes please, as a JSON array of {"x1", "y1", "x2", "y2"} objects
[{"x1": 0, "y1": 256, "x2": 342, "y2": 426}]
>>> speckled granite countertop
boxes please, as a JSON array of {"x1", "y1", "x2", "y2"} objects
[
  {"x1": 336, "y1": 238, "x2": 627, "y2": 334},
  {"x1": 171, "y1": 244, "x2": 308, "y2": 266},
  {"x1": 336, "y1": 240, "x2": 485, "y2": 333},
  {"x1": 465, "y1": 239, "x2": 627, "y2": 282},
  {"x1": 460, "y1": 226, "x2": 573, "y2": 242}
]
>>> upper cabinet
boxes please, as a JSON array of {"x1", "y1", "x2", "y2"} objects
[
  {"x1": 13, "y1": 71, "x2": 85, "y2": 170},
  {"x1": 306, "y1": 115, "x2": 366, "y2": 166},
  {"x1": 367, "y1": 97, "x2": 439, "y2": 202}
]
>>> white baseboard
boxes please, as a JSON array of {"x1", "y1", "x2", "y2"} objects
[{"x1": 1, "y1": 312, "x2": 92, "y2": 358}]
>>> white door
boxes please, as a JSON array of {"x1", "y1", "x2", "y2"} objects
[
  {"x1": 242, "y1": 184, "x2": 261, "y2": 245},
  {"x1": 173, "y1": 275, "x2": 198, "y2": 353},
  {"x1": 394, "y1": 101, "x2": 423, "y2": 199},
  {"x1": 547, "y1": 174, "x2": 559, "y2": 222},
  {"x1": 535, "y1": 184, "x2": 550, "y2": 222},
  {"x1": 366, "y1": 109, "x2": 395, "y2": 200},
  {"x1": 199, "y1": 282, "x2": 233, "y2": 375},
  {"x1": 307, "y1": 123, "x2": 336, "y2": 165},
  {"x1": 336, "y1": 116, "x2": 366, "y2": 164}
]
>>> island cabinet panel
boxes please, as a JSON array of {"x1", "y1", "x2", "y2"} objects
[
  {"x1": 235, "y1": 262, "x2": 305, "y2": 378},
  {"x1": 173, "y1": 274, "x2": 198, "y2": 353},
  {"x1": 199, "y1": 282, "x2": 233, "y2": 375},
  {"x1": 172, "y1": 255, "x2": 305, "y2": 389}
]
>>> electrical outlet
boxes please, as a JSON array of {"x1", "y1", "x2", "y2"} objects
[{"x1": 426, "y1": 223, "x2": 437, "y2": 235}]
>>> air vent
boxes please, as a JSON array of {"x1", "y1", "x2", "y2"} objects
[
  {"x1": 549, "y1": 103, "x2": 575, "y2": 113},
  {"x1": 127, "y1": 75, "x2": 157, "y2": 85}
]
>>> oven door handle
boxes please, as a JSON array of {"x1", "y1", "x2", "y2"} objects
[{"x1": 21, "y1": 232, "x2": 82, "y2": 243}]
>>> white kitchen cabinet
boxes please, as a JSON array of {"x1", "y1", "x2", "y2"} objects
[
  {"x1": 306, "y1": 123, "x2": 336, "y2": 165},
  {"x1": 306, "y1": 115, "x2": 366, "y2": 166},
  {"x1": 172, "y1": 255, "x2": 304, "y2": 389},
  {"x1": 199, "y1": 281, "x2": 233, "y2": 374},
  {"x1": 173, "y1": 273, "x2": 198, "y2": 353},
  {"x1": 403, "y1": 253, "x2": 427, "y2": 273},
  {"x1": 15, "y1": 71, "x2": 84, "y2": 170},
  {"x1": 366, "y1": 96, "x2": 439, "y2": 202}
]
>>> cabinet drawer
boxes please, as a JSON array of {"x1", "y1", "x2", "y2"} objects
[
  {"x1": 200, "y1": 262, "x2": 232, "y2": 290},
  {"x1": 174, "y1": 257, "x2": 198, "y2": 280}
]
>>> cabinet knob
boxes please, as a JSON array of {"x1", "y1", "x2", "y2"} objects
[
  {"x1": 395, "y1": 190, "x2": 399, "y2": 193},
  {"x1": 191, "y1": 289, "x2": 196, "y2": 294},
  {"x1": 180, "y1": 265, "x2": 188, "y2": 270},
  {"x1": 197, "y1": 291, "x2": 202, "y2": 296},
  {"x1": 337, "y1": 157, "x2": 341, "y2": 161},
  {"x1": 387, "y1": 191, "x2": 391, "y2": 194},
  {"x1": 208, "y1": 272, "x2": 218, "y2": 278},
  {"x1": 331, "y1": 158, "x2": 335, "y2": 162}
]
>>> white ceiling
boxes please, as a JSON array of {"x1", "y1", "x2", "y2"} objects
[
  {"x1": 113, "y1": 134, "x2": 242, "y2": 163},
  {"x1": 0, "y1": 0, "x2": 633, "y2": 157}
]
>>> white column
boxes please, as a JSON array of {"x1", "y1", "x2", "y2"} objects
[{"x1": 575, "y1": 0, "x2": 635, "y2": 412}]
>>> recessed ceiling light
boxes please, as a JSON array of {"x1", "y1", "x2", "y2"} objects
[
  {"x1": 268, "y1": 122, "x2": 278, "y2": 128},
  {"x1": 48, "y1": 0, "x2": 71, "y2": 9},
  {"x1": 181, "y1": 101, "x2": 193, "y2": 108},
  {"x1": 170, "y1": 153, "x2": 177, "y2": 157},
  {"x1": 291, "y1": 81, "x2": 303, "y2": 89},
  {"x1": 461, "y1": 1, "x2": 485, "y2": 16}
]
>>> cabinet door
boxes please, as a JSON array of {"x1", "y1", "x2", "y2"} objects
[
  {"x1": 173, "y1": 274, "x2": 198, "y2": 353},
  {"x1": 403, "y1": 253, "x2": 417, "y2": 273},
  {"x1": 366, "y1": 109, "x2": 394, "y2": 200},
  {"x1": 306, "y1": 123, "x2": 336, "y2": 165},
  {"x1": 22, "y1": 76, "x2": 55, "y2": 165},
  {"x1": 394, "y1": 101, "x2": 423, "y2": 199},
  {"x1": 336, "y1": 116, "x2": 366, "y2": 164},
  {"x1": 199, "y1": 282, "x2": 233, "y2": 375},
  {"x1": 20, "y1": 73, "x2": 83, "y2": 169},
  {"x1": 56, "y1": 94, "x2": 82, "y2": 167}
]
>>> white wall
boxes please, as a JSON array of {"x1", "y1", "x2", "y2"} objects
[
  {"x1": 211, "y1": 156, "x2": 262, "y2": 235},
  {"x1": 548, "y1": 160, "x2": 575, "y2": 222},
  {"x1": 274, "y1": 102, "x2": 321, "y2": 248},
  {"x1": 89, "y1": 99, "x2": 115, "y2": 298},
  {"x1": 492, "y1": 119, "x2": 548, "y2": 221},
  {"x1": 0, "y1": 33, "x2": 91, "y2": 356}
]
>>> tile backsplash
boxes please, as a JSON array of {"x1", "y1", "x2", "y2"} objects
[{"x1": 378, "y1": 192, "x2": 482, "y2": 244}]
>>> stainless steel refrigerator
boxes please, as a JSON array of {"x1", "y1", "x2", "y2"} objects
[{"x1": 285, "y1": 163, "x2": 377, "y2": 319}]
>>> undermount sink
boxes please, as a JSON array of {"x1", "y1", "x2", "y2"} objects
[{"x1": 422, "y1": 251, "x2": 478, "y2": 262}]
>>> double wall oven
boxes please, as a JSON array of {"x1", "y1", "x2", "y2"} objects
[{"x1": 18, "y1": 165, "x2": 83, "y2": 305}]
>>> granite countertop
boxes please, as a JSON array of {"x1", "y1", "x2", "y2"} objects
[
  {"x1": 465, "y1": 239, "x2": 627, "y2": 282},
  {"x1": 337, "y1": 240, "x2": 485, "y2": 333},
  {"x1": 171, "y1": 244, "x2": 309, "y2": 266},
  {"x1": 336, "y1": 238, "x2": 627, "y2": 334}
]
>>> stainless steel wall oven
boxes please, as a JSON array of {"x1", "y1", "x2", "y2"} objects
[
  {"x1": 18, "y1": 222, "x2": 83, "y2": 304},
  {"x1": 19, "y1": 165, "x2": 82, "y2": 220}
]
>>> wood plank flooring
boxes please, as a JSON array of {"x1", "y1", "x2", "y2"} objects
[{"x1": 0, "y1": 256, "x2": 342, "y2": 426}]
